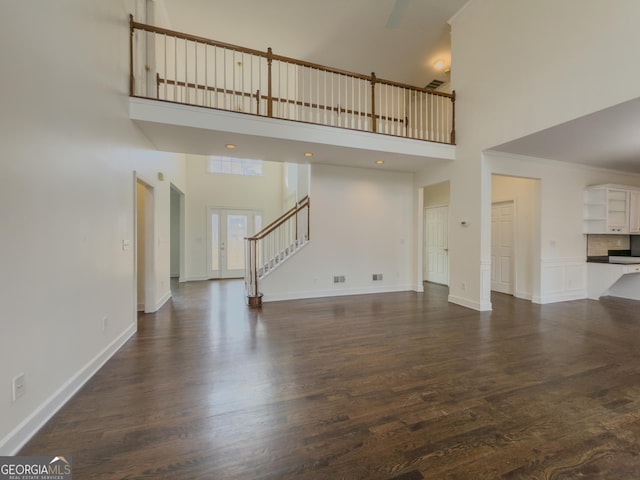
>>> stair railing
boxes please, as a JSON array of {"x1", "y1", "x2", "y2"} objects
[{"x1": 245, "y1": 196, "x2": 310, "y2": 306}]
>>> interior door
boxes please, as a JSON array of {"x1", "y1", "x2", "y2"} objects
[
  {"x1": 491, "y1": 201, "x2": 514, "y2": 294},
  {"x1": 424, "y1": 205, "x2": 449, "y2": 285},
  {"x1": 208, "y1": 208, "x2": 262, "y2": 279}
]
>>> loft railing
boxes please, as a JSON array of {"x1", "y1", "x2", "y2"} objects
[
  {"x1": 129, "y1": 16, "x2": 456, "y2": 144},
  {"x1": 245, "y1": 197, "x2": 310, "y2": 306}
]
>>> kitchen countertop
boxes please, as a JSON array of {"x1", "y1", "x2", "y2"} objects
[{"x1": 587, "y1": 256, "x2": 640, "y2": 265}]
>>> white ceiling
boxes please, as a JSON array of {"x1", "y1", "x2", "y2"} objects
[
  {"x1": 491, "y1": 97, "x2": 640, "y2": 174},
  {"x1": 158, "y1": 0, "x2": 469, "y2": 87}
]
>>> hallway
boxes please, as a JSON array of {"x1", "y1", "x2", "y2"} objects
[{"x1": 20, "y1": 281, "x2": 640, "y2": 479}]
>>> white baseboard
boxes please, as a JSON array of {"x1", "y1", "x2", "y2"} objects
[
  {"x1": 514, "y1": 289, "x2": 533, "y2": 301},
  {"x1": 532, "y1": 290, "x2": 586, "y2": 304},
  {"x1": 183, "y1": 275, "x2": 209, "y2": 282},
  {"x1": 0, "y1": 323, "x2": 137, "y2": 455},
  {"x1": 263, "y1": 284, "x2": 414, "y2": 302},
  {"x1": 154, "y1": 291, "x2": 172, "y2": 312},
  {"x1": 448, "y1": 294, "x2": 492, "y2": 311}
]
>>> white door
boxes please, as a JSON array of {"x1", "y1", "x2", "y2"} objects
[
  {"x1": 491, "y1": 201, "x2": 514, "y2": 294},
  {"x1": 208, "y1": 208, "x2": 262, "y2": 279},
  {"x1": 424, "y1": 205, "x2": 449, "y2": 285}
]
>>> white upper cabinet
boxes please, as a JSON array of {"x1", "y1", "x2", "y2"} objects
[
  {"x1": 630, "y1": 190, "x2": 640, "y2": 234},
  {"x1": 584, "y1": 185, "x2": 640, "y2": 234}
]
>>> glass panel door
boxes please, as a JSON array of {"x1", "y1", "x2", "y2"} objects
[
  {"x1": 207, "y1": 208, "x2": 262, "y2": 279},
  {"x1": 225, "y1": 213, "x2": 248, "y2": 276}
]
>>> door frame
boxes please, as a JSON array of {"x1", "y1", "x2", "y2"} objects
[
  {"x1": 491, "y1": 200, "x2": 516, "y2": 295},
  {"x1": 206, "y1": 207, "x2": 263, "y2": 279},
  {"x1": 423, "y1": 204, "x2": 450, "y2": 286},
  {"x1": 170, "y1": 183, "x2": 186, "y2": 282},
  {"x1": 134, "y1": 173, "x2": 156, "y2": 313}
]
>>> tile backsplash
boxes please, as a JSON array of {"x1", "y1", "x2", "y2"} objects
[{"x1": 586, "y1": 234, "x2": 630, "y2": 256}]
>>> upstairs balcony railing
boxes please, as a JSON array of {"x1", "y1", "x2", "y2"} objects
[{"x1": 129, "y1": 16, "x2": 456, "y2": 144}]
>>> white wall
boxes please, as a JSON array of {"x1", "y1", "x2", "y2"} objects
[
  {"x1": 423, "y1": 181, "x2": 450, "y2": 208},
  {"x1": 451, "y1": 0, "x2": 640, "y2": 149},
  {"x1": 184, "y1": 155, "x2": 284, "y2": 280},
  {"x1": 261, "y1": 164, "x2": 414, "y2": 300},
  {"x1": 431, "y1": 0, "x2": 640, "y2": 309},
  {"x1": 0, "y1": 0, "x2": 186, "y2": 454}
]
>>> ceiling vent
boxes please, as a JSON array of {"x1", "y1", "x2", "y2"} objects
[{"x1": 425, "y1": 79, "x2": 444, "y2": 90}]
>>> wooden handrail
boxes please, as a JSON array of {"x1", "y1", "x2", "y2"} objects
[
  {"x1": 131, "y1": 20, "x2": 453, "y2": 100},
  {"x1": 248, "y1": 197, "x2": 310, "y2": 241},
  {"x1": 131, "y1": 20, "x2": 267, "y2": 57}
]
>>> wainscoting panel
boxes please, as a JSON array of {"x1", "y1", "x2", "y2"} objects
[{"x1": 534, "y1": 258, "x2": 586, "y2": 304}]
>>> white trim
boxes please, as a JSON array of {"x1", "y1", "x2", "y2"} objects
[
  {"x1": 447, "y1": 294, "x2": 492, "y2": 311},
  {"x1": 448, "y1": 0, "x2": 475, "y2": 25},
  {"x1": 0, "y1": 323, "x2": 137, "y2": 455},
  {"x1": 263, "y1": 285, "x2": 414, "y2": 302},
  {"x1": 413, "y1": 283, "x2": 425, "y2": 293},
  {"x1": 183, "y1": 275, "x2": 209, "y2": 282},
  {"x1": 486, "y1": 149, "x2": 640, "y2": 178},
  {"x1": 154, "y1": 290, "x2": 172, "y2": 312},
  {"x1": 515, "y1": 289, "x2": 533, "y2": 301}
]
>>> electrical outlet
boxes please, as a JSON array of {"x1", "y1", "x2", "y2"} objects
[
  {"x1": 102, "y1": 316, "x2": 108, "y2": 332},
  {"x1": 333, "y1": 275, "x2": 346, "y2": 284},
  {"x1": 12, "y1": 373, "x2": 25, "y2": 402},
  {"x1": 372, "y1": 273, "x2": 383, "y2": 281},
  {"x1": 461, "y1": 282, "x2": 467, "y2": 291}
]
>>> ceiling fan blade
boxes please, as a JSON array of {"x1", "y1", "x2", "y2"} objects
[{"x1": 386, "y1": 0, "x2": 410, "y2": 29}]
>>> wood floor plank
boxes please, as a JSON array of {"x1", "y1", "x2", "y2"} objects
[{"x1": 19, "y1": 281, "x2": 640, "y2": 479}]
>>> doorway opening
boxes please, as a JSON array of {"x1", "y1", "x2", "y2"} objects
[
  {"x1": 135, "y1": 176, "x2": 155, "y2": 312},
  {"x1": 490, "y1": 174, "x2": 541, "y2": 300},
  {"x1": 207, "y1": 207, "x2": 263, "y2": 279},
  {"x1": 170, "y1": 184, "x2": 185, "y2": 286},
  {"x1": 422, "y1": 181, "x2": 450, "y2": 286}
]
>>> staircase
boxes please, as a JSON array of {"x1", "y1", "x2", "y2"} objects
[{"x1": 245, "y1": 197, "x2": 310, "y2": 306}]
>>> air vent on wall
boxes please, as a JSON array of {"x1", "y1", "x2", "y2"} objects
[
  {"x1": 425, "y1": 79, "x2": 444, "y2": 90},
  {"x1": 372, "y1": 274, "x2": 383, "y2": 281},
  {"x1": 333, "y1": 275, "x2": 346, "y2": 284}
]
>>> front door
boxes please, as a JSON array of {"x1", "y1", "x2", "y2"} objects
[{"x1": 208, "y1": 208, "x2": 262, "y2": 279}]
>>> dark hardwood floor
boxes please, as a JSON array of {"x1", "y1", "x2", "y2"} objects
[{"x1": 20, "y1": 280, "x2": 640, "y2": 479}]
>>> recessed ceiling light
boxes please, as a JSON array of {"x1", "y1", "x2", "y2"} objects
[
  {"x1": 375, "y1": 160, "x2": 385, "y2": 165},
  {"x1": 304, "y1": 152, "x2": 313, "y2": 157},
  {"x1": 225, "y1": 144, "x2": 236, "y2": 149}
]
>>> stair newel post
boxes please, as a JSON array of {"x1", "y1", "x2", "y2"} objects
[
  {"x1": 370, "y1": 72, "x2": 377, "y2": 133},
  {"x1": 129, "y1": 14, "x2": 135, "y2": 96},
  {"x1": 246, "y1": 237, "x2": 262, "y2": 307},
  {"x1": 450, "y1": 90, "x2": 456, "y2": 144},
  {"x1": 267, "y1": 47, "x2": 273, "y2": 118},
  {"x1": 306, "y1": 198, "x2": 310, "y2": 241}
]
